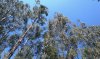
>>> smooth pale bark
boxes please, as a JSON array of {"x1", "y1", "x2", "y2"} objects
[{"x1": 5, "y1": 25, "x2": 32, "y2": 59}]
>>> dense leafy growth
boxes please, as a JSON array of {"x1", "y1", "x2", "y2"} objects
[{"x1": 0, "y1": 0, "x2": 100, "y2": 59}]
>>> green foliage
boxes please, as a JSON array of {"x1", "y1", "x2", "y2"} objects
[
  {"x1": 15, "y1": 46, "x2": 33, "y2": 59},
  {"x1": 29, "y1": 36, "x2": 35, "y2": 40},
  {"x1": 67, "y1": 47, "x2": 77, "y2": 59},
  {"x1": 44, "y1": 45, "x2": 57, "y2": 59},
  {"x1": 0, "y1": 0, "x2": 100, "y2": 59},
  {"x1": 39, "y1": 5, "x2": 48, "y2": 16},
  {"x1": 0, "y1": 25, "x2": 4, "y2": 34}
]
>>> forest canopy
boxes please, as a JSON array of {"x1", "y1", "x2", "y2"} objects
[{"x1": 0, "y1": 0, "x2": 100, "y2": 59}]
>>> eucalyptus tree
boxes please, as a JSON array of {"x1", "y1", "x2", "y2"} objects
[
  {"x1": 0, "y1": 0, "x2": 48, "y2": 59},
  {"x1": 44, "y1": 12, "x2": 100, "y2": 59},
  {"x1": 43, "y1": 13, "x2": 71, "y2": 59},
  {"x1": 0, "y1": 0, "x2": 100, "y2": 59},
  {"x1": 80, "y1": 26, "x2": 100, "y2": 59}
]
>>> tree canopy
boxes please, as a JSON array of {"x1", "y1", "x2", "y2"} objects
[{"x1": 0, "y1": 0, "x2": 100, "y2": 59}]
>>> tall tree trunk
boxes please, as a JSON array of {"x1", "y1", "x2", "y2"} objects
[{"x1": 4, "y1": 25, "x2": 32, "y2": 59}]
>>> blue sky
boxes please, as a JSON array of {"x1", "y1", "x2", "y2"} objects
[{"x1": 21, "y1": 0, "x2": 100, "y2": 26}]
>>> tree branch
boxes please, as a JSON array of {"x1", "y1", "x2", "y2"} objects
[{"x1": 5, "y1": 25, "x2": 32, "y2": 59}]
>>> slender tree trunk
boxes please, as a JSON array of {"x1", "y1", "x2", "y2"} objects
[{"x1": 4, "y1": 25, "x2": 32, "y2": 59}]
